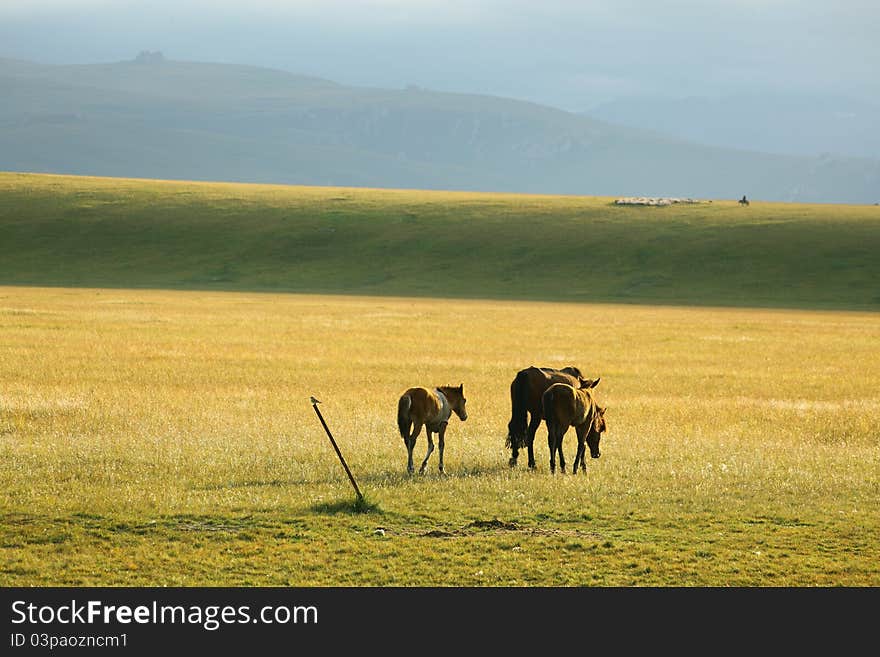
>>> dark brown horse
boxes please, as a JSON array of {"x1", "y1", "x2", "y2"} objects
[
  {"x1": 542, "y1": 382, "x2": 607, "y2": 474},
  {"x1": 506, "y1": 366, "x2": 599, "y2": 468},
  {"x1": 397, "y1": 384, "x2": 467, "y2": 474}
]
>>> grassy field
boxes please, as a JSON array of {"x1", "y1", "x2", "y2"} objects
[
  {"x1": 2, "y1": 172, "x2": 880, "y2": 310},
  {"x1": 2, "y1": 286, "x2": 878, "y2": 586}
]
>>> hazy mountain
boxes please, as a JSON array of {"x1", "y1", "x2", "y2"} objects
[
  {"x1": 2, "y1": 56, "x2": 879, "y2": 203},
  {"x1": 586, "y1": 94, "x2": 880, "y2": 160}
]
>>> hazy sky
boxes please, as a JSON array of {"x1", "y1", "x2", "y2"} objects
[{"x1": 2, "y1": 0, "x2": 878, "y2": 110}]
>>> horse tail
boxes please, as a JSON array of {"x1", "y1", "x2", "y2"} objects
[
  {"x1": 506, "y1": 370, "x2": 529, "y2": 449},
  {"x1": 397, "y1": 394, "x2": 412, "y2": 442}
]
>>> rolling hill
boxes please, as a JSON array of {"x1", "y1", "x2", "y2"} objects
[
  {"x1": 2, "y1": 172, "x2": 878, "y2": 310},
  {"x1": 2, "y1": 55, "x2": 879, "y2": 203}
]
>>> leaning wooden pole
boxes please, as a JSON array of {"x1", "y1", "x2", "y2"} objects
[{"x1": 310, "y1": 397, "x2": 364, "y2": 501}]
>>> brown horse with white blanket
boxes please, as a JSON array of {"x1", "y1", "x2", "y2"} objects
[
  {"x1": 542, "y1": 382, "x2": 607, "y2": 474},
  {"x1": 397, "y1": 384, "x2": 467, "y2": 474}
]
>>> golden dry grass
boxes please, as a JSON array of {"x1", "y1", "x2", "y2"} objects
[{"x1": 1, "y1": 286, "x2": 878, "y2": 585}]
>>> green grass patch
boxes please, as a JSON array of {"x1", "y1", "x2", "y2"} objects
[{"x1": 2, "y1": 172, "x2": 879, "y2": 310}]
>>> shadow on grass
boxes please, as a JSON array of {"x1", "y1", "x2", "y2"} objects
[
  {"x1": 192, "y1": 462, "x2": 517, "y2": 492},
  {"x1": 309, "y1": 495, "x2": 383, "y2": 515},
  {"x1": 366, "y1": 462, "x2": 527, "y2": 482},
  {"x1": 194, "y1": 478, "x2": 300, "y2": 491}
]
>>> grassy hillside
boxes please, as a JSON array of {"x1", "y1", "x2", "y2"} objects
[
  {"x1": 1, "y1": 172, "x2": 879, "y2": 310},
  {"x1": 3, "y1": 57, "x2": 880, "y2": 202}
]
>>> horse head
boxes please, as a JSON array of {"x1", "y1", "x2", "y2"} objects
[
  {"x1": 578, "y1": 376, "x2": 600, "y2": 389},
  {"x1": 448, "y1": 384, "x2": 468, "y2": 421},
  {"x1": 586, "y1": 405, "x2": 607, "y2": 459}
]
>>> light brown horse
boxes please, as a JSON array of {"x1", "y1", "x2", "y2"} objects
[
  {"x1": 397, "y1": 384, "x2": 467, "y2": 474},
  {"x1": 542, "y1": 382, "x2": 607, "y2": 474},
  {"x1": 506, "y1": 366, "x2": 599, "y2": 468}
]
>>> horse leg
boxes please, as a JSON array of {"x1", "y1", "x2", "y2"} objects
[
  {"x1": 437, "y1": 422, "x2": 448, "y2": 474},
  {"x1": 526, "y1": 414, "x2": 542, "y2": 469},
  {"x1": 572, "y1": 442, "x2": 584, "y2": 473},
  {"x1": 419, "y1": 428, "x2": 434, "y2": 475},
  {"x1": 407, "y1": 422, "x2": 422, "y2": 474},
  {"x1": 401, "y1": 419, "x2": 413, "y2": 472},
  {"x1": 557, "y1": 427, "x2": 567, "y2": 474},
  {"x1": 548, "y1": 429, "x2": 556, "y2": 474},
  {"x1": 509, "y1": 435, "x2": 519, "y2": 468},
  {"x1": 574, "y1": 424, "x2": 587, "y2": 474}
]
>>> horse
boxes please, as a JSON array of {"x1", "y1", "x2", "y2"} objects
[
  {"x1": 506, "y1": 366, "x2": 599, "y2": 468},
  {"x1": 542, "y1": 382, "x2": 607, "y2": 474},
  {"x1": 397, "y1": 384, "x2": 467, "y2": 474},
  {"x1": 739, "y1": 195, "x2": 750, "y2": 206}
]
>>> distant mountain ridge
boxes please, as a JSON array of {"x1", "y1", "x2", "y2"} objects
[
  {"x1": 586, "y1": 93, "x2": 880, "y2": 160},
  {"x1": 2, "y1": 55, "x2": 878, "y2": 203}
]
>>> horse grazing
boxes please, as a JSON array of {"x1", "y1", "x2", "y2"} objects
[
  {"x1": 542, "y1": 382, "x2": 607, "y2": 474},
  {"x1": 397, "y1": 384, "x2": 467, "y2": 474},
  {"x1": 506, "y1": 366, "x2": 599, "y2": 468}
]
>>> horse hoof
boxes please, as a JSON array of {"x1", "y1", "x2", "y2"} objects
[
  {"x1": 527, "y1": 463, "x2": 537, "y2": 470},
  {"x1": 508, "y1": 458, "x2": 518, "y2": 467}
]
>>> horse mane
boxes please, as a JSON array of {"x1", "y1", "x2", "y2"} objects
[
  {"x1": 585, "y1": 389, "x2": 598, "y2": 430},
  {"x1": 437, "y1": 384, "x2": 463, "y2": 400},
  {"x1": 582, "y1": 389, "x2": 606, "y2": 434}
]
